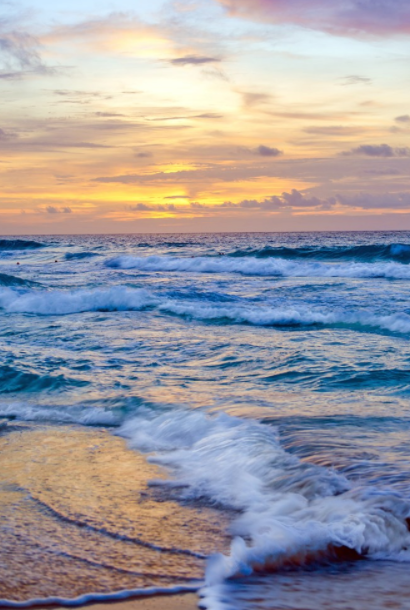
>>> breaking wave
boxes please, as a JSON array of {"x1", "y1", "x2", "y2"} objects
[
  {"x1": 105, "y1": 255, "x2": 410, "y2": 279},
  {"x1": 0, "y1": 286, "x2": 410, "y2": 333},
  {"x1": 0, "y1": 286, "x2": 157, "y2": 315},
  {"x1": 119, "y1": 410, "x2": 410, "y2": 588},
  {"x1": 0, "y1": 285, "x2": 410, "y2": 334}
]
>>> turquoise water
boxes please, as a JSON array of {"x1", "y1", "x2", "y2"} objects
[{"x1": 1, "y1": 232, "x2": 410, "y2": 609}]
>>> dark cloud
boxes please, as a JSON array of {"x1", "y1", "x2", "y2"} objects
[
  {"x1": 343, "y1": 144, "x2": 410, "y2": 157},
  {"x1": 255, "y1": 145, "x2": 282, "y2": 157},
  {"x1": 395, "y1": 115, "x2": 410, "y2": 123},
  {"x1": 170, "y1": 55, "x2": 221, "y2": 66}
]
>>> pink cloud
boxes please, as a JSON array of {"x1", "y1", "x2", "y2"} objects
[{"x1": 216, "y1": 0, "x2": 410, "y2": 37}]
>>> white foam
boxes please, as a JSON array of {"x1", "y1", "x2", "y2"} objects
[
  {"x1": 106, "y1": 255, "x2": 410, "y2": 280},
  {"x1": 0, "y1": 286, "x2": 157, "y2": 315},
  {"x1": 0, "y1": 402, "x2": 120, "y2": 426},
  {"x1": 119, "y1": 410, "x2": 410, "y2": 589},
  {"x1": 1, "y1": 286, "x2": 410, "y2": 334}
]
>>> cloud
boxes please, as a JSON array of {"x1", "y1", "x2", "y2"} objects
[
  {"x1": 135, "y1": 151, "x2": 153, "y2": 158},
  {"x1": 129, "y1": 203, "x2": 152, "y2": 211},
  {"x1": 343, "y1": 144, "x2": 410, "y2": 157},
  {"x1": 395, "y1": 115, "x2": 410, "y2": 123},
  {"x1": 148, "y1": 112, "x2": 223, "y2": 121},
  {"x1": 340, "y1": 75, "x2": 372, "y2": 86},
  {"x1": 304, "y1": 126, "x2": 365, "y2": 136},
  {"x1": 95, "y1": 111, "x2": 125, "y2": 117},
  {"x1": 164, "y1": 195, "x2": 190, "y2": 199},
  {"x1": 0, "y1": 27, "x2": 55, "y2": 79},
  {"x1": 170, "y1": 55, "x2": 221, "y2": 66},
  {"x1": 241, "y1": 91, "x2": 273, "y2": 108},
  {"x1": 46, "y1": 206, "x2": 72, "y2": 214},
  {"x1": 255, "y1": 145, "x2": 282, "y2": 157},
  {"x1": 215, "y1": 0, "x2": 410, "y2": 37},
  {"x1": 218, "y1": 190, "x2": 410, "y2": 212},
  {"x1": 126, "y1": 190, "x2": 410, "y2": 216},
  {"x1": 129, "y1": 203, "x2": 176, "y2": 211},
  {"x1": 0, "y1": 128, "x2": 14, "y2": 140}
]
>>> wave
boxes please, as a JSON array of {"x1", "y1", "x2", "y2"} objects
[
  {"x1": 105, "y1": 255, "x2": 410, "y2": 280},
  {"x1": 0, "y1": 401, "x2": 120, "y2": 425},
  {"x1": 0, "y1": 286, "x2": 157, "y2": 315},
  {"x1": 229, "y1": 243, "x2": 410, "y2": 262},
  {"x1": 0, "y1": 239, "x2": 45, "y2": 251},
  {"x1": 1, "y1": 286, "x2": 410, "y2": 334},
  {"x1": 0, "y1": 273, "x2": 37, "y2": 287},
  {"x1": 64, "y1": 251, "x2": 100, "y2": 260},
  {"x1": 119, "y1": 410, "x2": 410, "y2": 590},
  {"x1": 0, "y1": 365, "x2": 88, "y2": 394}
]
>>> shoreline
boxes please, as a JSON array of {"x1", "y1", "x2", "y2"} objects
[{"x1": 11, "y1": 593, "x2": 199, "y2": 610}]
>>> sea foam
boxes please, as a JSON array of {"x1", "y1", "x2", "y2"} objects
[
  {"x1": 119, "y1": 410, "x2": 410, "y2": 589},
  {"x1": 106, "y1": 255, "x2": 410, "y2": 279},
  {"x1": 1, "y1": 286, "x2": 410, "y2": 334}
]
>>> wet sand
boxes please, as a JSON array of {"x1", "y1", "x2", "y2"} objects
[
  {"x1": 33, "y1": 593, "x2": 198, "y2": 610},
  {"x1": 0, "y1": 423, "x2": 229, "y2": 605}
]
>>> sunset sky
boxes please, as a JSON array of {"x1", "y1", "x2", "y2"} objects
[{"x1": 2, "y1": 0, "x2": 410, "y2": 233}]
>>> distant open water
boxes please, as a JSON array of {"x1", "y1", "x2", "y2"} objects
[{"x1": 2, "y1": 232, "x2": 410, "y2": 609}]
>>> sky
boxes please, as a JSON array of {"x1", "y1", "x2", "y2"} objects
[{"x1": 1, "y1": 0, "x2": 410, "y2": 233}]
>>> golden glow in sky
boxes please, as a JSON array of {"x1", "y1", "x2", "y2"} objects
[{"x1": 1, "y1": 0, "x2": 410, "y2": 233}]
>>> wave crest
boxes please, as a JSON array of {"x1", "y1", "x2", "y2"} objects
[
  {"x1": 0, "y1": 286, "x2": 410, "y2": 334},
  {"x1": 105, "y1": 255, "x2": 410, "y2": 279}
]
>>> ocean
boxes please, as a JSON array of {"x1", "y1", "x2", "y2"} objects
[{"x1": 1, "y1": 231, "x2": 410, "y2": 609}]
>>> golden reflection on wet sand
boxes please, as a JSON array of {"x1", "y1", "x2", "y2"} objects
[{"x1": 0, "y1": 424, "x2": 230, "y2": 603}]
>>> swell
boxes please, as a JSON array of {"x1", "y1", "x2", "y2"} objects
[
  {"x1": 0, "y1": 364, "x2": 88, "y2": 393},
  {"x1": 0, "y1": 239, "x2": 45, "y2": 251},
  {"x1": 228, "y1": 243, "x2": 410, "y2": 261},
  {"x1": 0, "y1": 273, "x2": 37, "y2": 287},
  {"x1": 1, "y1": 285, "x2": 409, "y2": 334},
  {"x1": 64, "y1": 252, "x2": 100, "y2": 260},
  {"x1": 105, "y1": 254, "x2": 410, "y2": 279}
]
